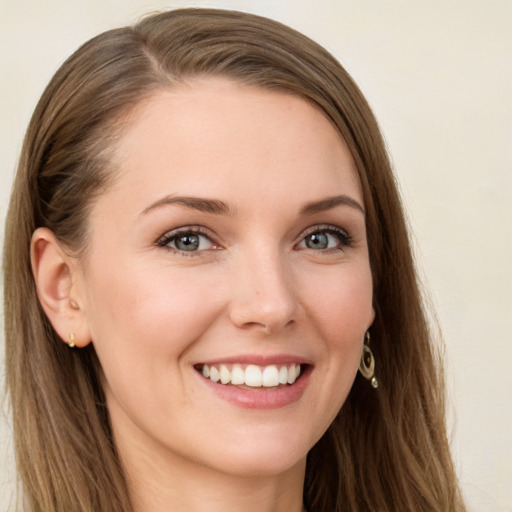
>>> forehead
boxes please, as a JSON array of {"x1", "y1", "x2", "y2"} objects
[{"x1": 104, "y1": 77, "x2": 361, "y2": 212}]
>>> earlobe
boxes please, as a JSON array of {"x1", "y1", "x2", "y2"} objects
[
  {"x1": 369, "y1": 306, "x2": 376, "y2": 329},
  {"x1": 31, "y1": 228, "x2": 91, "y2": 347}
]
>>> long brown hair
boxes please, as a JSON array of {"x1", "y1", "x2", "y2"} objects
[{"x1": 3, "y1": 8, "x2": 465, "y2": 511}]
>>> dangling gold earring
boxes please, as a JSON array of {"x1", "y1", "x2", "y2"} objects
[
  {"x1": 67, "y1": 332, "x2": 77, "y2": 348},
  {"x1": 359, "y1": 331, "x2": 378, "y2": 388}
]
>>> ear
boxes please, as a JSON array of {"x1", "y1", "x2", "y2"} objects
[
  {"x1": 31, "y1": 227, "x2": 91, "y2": 348},
  {"x1": 369, "y1": 307, "x2": 376, "y2": 329}
]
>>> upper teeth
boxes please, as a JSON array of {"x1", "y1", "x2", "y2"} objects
[{"x1": 201, "y1": 363, "x2": 302, "y2": 387}]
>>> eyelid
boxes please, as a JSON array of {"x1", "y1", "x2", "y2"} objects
[
  {"x1": 156, "y1": 223, "x2": 353, "y2": 254},
  {"x1": 156, "y1": 225, "x2": 220, "y2": 253},
  {"x1": 296, "y1": 224, "x2": 353, "y2": 250}
]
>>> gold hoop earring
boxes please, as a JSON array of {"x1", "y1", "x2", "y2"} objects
[
  {"x1": 67, "y1": 332, "x2": 77, "y2": 348},
  {"x1": 359, "y1": 331, "x2": 378, "y2": 388}
]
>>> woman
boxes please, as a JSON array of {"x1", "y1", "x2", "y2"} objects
[{"x1": 3, "y1": 8, "x2": 465, "y2": 512}]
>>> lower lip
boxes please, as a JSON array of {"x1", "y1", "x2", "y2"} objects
[{"x1": 198, "y1": 366, "x2": 312, "y2": 409}]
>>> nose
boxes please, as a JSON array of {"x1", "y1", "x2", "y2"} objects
[{"x1": 228, "y1": 247, "x2": 298, "y2": 335}]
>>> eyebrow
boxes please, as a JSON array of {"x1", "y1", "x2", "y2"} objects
[
  {"x1": 300, "y1": 195, "x2": 365, "y2": 216},
  {"x1": 141, "y1": 196, "x2": 234, "y2": 217},
  {"x1": 141, "y1": 193, "x2": 364, "y2": 218}
]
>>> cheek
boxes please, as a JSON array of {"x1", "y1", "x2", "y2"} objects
[
  {"x1": 81, "y1": 260, "x2": 226, "y2": 430},
  {"x1": 304, "y1": 263, "x2": 373, "y2": 345},
  {"x1": 294, "y1": 264, "x2": 373, "y2": 437},
  {"x1": 83, "y1": 260, "x2": 222, "y2": 361}
]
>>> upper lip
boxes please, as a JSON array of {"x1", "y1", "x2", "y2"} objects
[{"x1": 195, "y1": 354, "x2": 313, "y2": 367}]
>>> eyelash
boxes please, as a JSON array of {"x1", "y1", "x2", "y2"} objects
[
  {"x1": 156, "y1": 224, "x2": 353, "y2": 256},
  {"x1": 297, "y1": 225, "x2": 353, "y2": 252},
  {"x1": 156, "y1": 226, "x2": 218, "y2": 256}
]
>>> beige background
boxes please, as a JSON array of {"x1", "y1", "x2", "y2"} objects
[{"x1": 1, "y1": 1, "x2": 511, "y2": 510}]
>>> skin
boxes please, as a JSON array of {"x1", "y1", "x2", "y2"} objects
[{"x1": 32, "y1": 78, "x2": 374, "y2": 512}]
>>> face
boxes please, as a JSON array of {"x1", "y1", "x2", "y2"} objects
[{"x1": 76, "y1": 78, "x2": 374, "y2": 479}]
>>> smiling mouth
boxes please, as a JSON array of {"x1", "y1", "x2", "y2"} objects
[{"x1": 195, "y1": 363, "x2": 304, "y2": 388}]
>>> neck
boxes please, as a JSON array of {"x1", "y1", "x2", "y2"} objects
[{"x1": 121, "y1": 434, "x2": 307, "y2": 512}]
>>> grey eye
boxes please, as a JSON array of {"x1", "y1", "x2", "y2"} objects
[
  {"x1": 159, "y1": 230, "x2": 215, "y2": 252},
  {"x1": 174, "y1": 234, "x2": 201, "y2": 251},
  {"x1": 304, "y1": 232, "x2": 329, "y2": 250},
  {"x1": 296, "y1": 226, "x2": 352, "y2": 251}
]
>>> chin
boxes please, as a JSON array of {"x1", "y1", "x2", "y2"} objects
[
  {"x1": 213, "y1": 451, "x2": 307, "y2": 479},
  {"x1": 197, "y1": 426, "x2": 313, "y2": 478}
]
